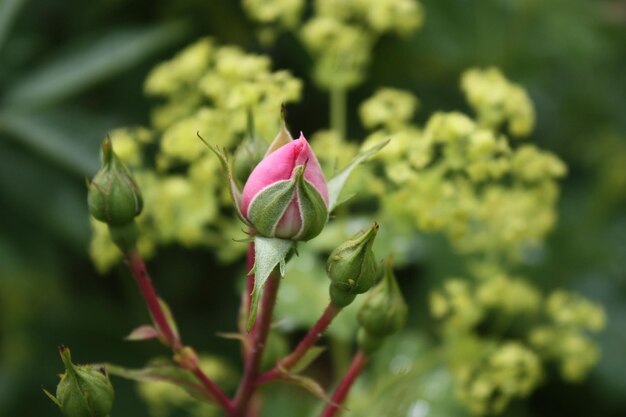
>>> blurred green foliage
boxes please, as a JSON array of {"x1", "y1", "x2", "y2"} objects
[{"x1": 1, "y1": 1, "x2": 624, "y2": 416}]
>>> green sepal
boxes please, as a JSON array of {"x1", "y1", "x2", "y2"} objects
[
  {"x1": 247, "y1": 179, "x2": 297, "y2": 237},
  {"x1": 326, "y1": 139, "x2": 390, "y2": 211},
  {"x1": 198, "y1": 132, "x2": 250, "y2": 226},
  {"x1": 293, "y1": 166, "x2": 329, "y2": 241},
  {"x1": 248, "y1": 236, "x2": 294, "y2": 331},
  {"x1": 265, "y1": 105, "x2": 293, "y2": 156}
]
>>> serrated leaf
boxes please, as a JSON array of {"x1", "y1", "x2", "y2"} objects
[
  {"x1": 125, "y1": 325, "x2": 159, "y2": 341},
  {"x1": 326, "y1": 140, "x2": 390, "y2": 211},
  {"x1": 279, "y1": 372, "x2": 336, "y2": 405},
  {"x1": 105, "y1": 360, "x2": 213, "y2": 403},
  {"x1": 289, "y1": 346, "x2": 326, "y2": 374},
  {"x1": 248, "y1": 236, "x2": 294, "y2": 331},
  {"x1": 4, "y1": 22, "x2": 188, "y2": 107}
]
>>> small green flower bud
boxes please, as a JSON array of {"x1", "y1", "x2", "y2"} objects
[
  {"x1": 357, "y1": 256, "x2": 408, "y2": 338},
  {"x1": 327, "y1": 223, "x2": 380, "y2": 307},
  {"x1": 357, "y1": 327, "x2": 384, "y2": 354},
  {"x1": 108, "y1": 221, "x2": 139, "y2": 252},
  {"x1": 329, "y1": 284, "x2": 357, "y2": 307},
  {"x1": 46, "y1": 346, "x2": 114, "y2": 417},
  {"x1": 88, "y1": 137, "x2": 143, "y2": 226}
]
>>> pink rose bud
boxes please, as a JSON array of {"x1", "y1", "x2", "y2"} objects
[{"x1": 241, "y1": 133, "x2": 329, "y2": 241}]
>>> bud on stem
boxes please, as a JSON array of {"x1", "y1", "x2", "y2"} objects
[
  {"x1": 88, "y1": 137, "x2": 143, "y2": 226},
  {"x1": 357, "y1": 256, "x2": 408, "y2": 353},
  {"x1": 327, "y1": 223, "x2": 380, "y2": 307},
  {"x1": 45, "y1": 346, "x2": 114, "y2": 417}
]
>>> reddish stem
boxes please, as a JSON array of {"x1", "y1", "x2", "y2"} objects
[
  {"x1": 125, "y1": 249, "x2": 234, "y2": 415},
  {"x1": 319, "y1": 351, "x2": 368, "y2": 417},
  {"x1": 258, "y1": 303, "x2": 341, "y2": 383},
  {"x1": 233, "y1": 271, "x2": 281, "y2": 417},
  {"x1": 126, "y1": 250, "x2": 181, "y2": 350}
]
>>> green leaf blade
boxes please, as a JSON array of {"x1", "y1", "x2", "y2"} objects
[
  {"x1": 248, "y1": 236, "x2": 294, "y2": 330},
  {"x1": 326, "y1": 139, "x2": 390, "y2": 211}
]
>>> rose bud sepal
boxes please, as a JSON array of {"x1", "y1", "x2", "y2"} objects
[{"x1": 45, "y1": 346, "x2": 114, "y2": 417}]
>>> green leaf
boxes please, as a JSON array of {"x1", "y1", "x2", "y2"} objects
[
  {"x1": 4, "y1": 22, "x2": 188, "y2": 107},
  {"x1": 248, "y1": 236, "x2": 294, "y2": 330},
  {"x1": 125, "y1": 325, "x2": 159, "y2": 341},
  {"x1": 0, "y1": 109, "x2": 108, "y2": 176},
  {"x1": 290, "y1": 346, "x2": 326, "y2": 374},
  {"x1": 105, "y1": 360, "x2": 213, "y2": 403},
  {"x1": 326, "y1": 139, "x2": 390, "y2": 211},
  {"x1": 157, "y1": 297, "x2": 180, "y2": 340},
  {"x1": 0, "y1": 0, "x2": 26, "y2": 51},
  {"x1": 279, "y1": 372, "x2": 336, "y2": 405}
]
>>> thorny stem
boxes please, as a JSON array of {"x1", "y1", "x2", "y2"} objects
[
  {"x1": 319, "y1": 351, "x2": 368, "y2": 417},
  {"x1": 258, "y1": 303, "x2": 341, "y2": 383},
  {"x1": 124, "y1": 249, "x2": 234, "y2": 415},
  {"x1": 233, "y1": 271, "x2": 281, "y2": 417}
]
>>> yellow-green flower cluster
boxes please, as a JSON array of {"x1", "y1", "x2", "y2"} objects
[
  {"x1": 295, "y1": 0, "x2": 423, "y2": 89},
  {"x1": 242, "y1": 0, "x2": 305, "y2": 29},
  {"x1": 454, "y1": 342, "x2": 542, "y2": 415},
  {"x1": 356, "y1": 71, "x2": 565, "y2": 261},
  {"x1": 301, "y1": 16, "x2": 374, "y2": 89},
  {"x1": 314, "y1": 0, "x2": 423, "y2": 35},
  {"x1": 461, "y1": 67, "x2": 535, "y2": 137},
  {"x1": 529, "y1": 290, "x2": 605, "y2": 382},
  {"x1": 89, "y1": 39, "x2": 302, "y2": 272},
  {"x1": 430, "y1": 267, "x2": 605, "y2": 413},
  {"x1": 359, "y1": 88, "x2": 419, "y2": 130}
]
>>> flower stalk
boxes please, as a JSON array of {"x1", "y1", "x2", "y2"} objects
[
  {"x1": 233, "y1": 270, "x2": 281, "y2": 417},
  {"x1": 320, "y1": 351, "x2": 368, "y2": 417},
  {"x1": 124, "y1": 249, "x2": 234, "y2": 415},
  {"x1": 259, "y1": 303, "x2": 341, "y2": 383}
]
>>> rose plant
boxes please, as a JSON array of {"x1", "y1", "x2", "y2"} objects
[{"x1": 46, "y1": 110, "x2": 397, "y2": 417}]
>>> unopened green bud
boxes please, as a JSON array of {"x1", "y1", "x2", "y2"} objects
[
  {"x1": 357, "y1": 327, "x2": 384, "y2": 354},
  {"x1": 108, "y1": 221, "x2": 139, "y2": 252},
  {"x1": 329, "y1": 284, "x2": 357, "y2": 307},
  {"x1": 88, "y1": 137, "x2": 143, "y2": 226},
  {"x1": 357, "y1": 256, "x2": 407, "y2": 339},
  {"x1": 327, "y1": 223, "x2": 380, "y2": 307},
  {"x1": 45, "y1": 346, "x2": 114, "y2": 417}
]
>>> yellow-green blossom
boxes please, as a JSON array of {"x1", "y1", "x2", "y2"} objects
[{"x1": 461, "y1": 67, "x2": 535, "y2": 137}]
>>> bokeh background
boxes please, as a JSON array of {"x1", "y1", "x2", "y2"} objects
[{"x1": 0, "y1": 1, "x2": 624, "y2": 416}]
